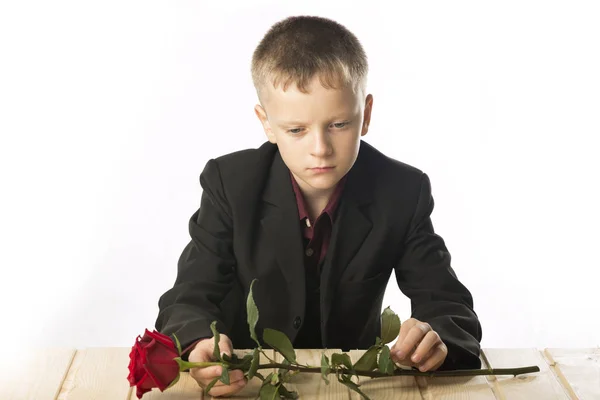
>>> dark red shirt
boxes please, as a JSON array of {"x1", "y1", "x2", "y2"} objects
[
  {"x1": 290, "y1": 172, "x2": 346, "y2": 268},
  {"x1": 290, "y1": 172, "x2": 346, "y2": 348}
]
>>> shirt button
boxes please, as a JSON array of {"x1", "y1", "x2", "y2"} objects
[
  {"x1": 293, "y1": 316, "x2": 302, "y2": 329},
  {"x1": 305, "y1": 248, "x2": 314, "y2": 257}
]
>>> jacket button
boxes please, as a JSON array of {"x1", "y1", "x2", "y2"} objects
[{"x1": 293, "y1": 316, "x2": 301, "y2": 329}]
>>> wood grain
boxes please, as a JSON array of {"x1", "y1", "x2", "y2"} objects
[
  {"x1": 544, "y1": 347, "x2": 600, "y2": 400},
  {"x1": 347, "y1": 349, "x2": 423, "y2": 400},
  {"x1": 8, "y1": 347, "x2": 595, "y2": 399},
  {"x1": 0, "y1": 347, "x2": 75, "y2": 400},
  {"x1": 131, "y1": 371, "x2": 203, "y2": 400},
  {"x1": 56, "y1": 347, "x2": 132, "y2": 400},
  {"x1": 482, "y1": 348, "x2": 570, "y2": 400},
  {"x1": 413, "y1": 355, "x2": 496, "y2": 400}
]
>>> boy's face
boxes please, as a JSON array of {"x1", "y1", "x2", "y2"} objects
[{"x1": 254, "y1": 75, "x2": 373, "y2": 198}]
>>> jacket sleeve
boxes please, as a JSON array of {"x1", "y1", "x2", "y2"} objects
[
  {"x1": 394, "y1": 173, "x2": 482, "y2": 370},
  {"x1": 154, "y1": 158, "x2": 236, "y2": 359}
]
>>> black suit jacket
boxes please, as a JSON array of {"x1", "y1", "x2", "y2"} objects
[{"x1": 155, "y1": 140, "x2": 482, "y2": 370}]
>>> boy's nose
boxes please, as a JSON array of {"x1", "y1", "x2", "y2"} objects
[{"x1": 311, "y1": 131, "x2": 333, "y2": 157}]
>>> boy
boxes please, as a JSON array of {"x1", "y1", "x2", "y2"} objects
[{"x1": 155, "y1": 15, "x2": 482, "y2": 397}]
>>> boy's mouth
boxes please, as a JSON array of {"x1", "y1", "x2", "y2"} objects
[{"x1": 309, "y1": 166, "x2": 334, "y2": 173}]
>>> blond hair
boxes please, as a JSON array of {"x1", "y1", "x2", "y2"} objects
[{"x1": 251, "y1": 15, "x2": 368, "y2": 100}]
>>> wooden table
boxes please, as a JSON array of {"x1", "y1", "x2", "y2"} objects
[{"x1": 1, "y1": 347, "x2": 598, "y2": 399}]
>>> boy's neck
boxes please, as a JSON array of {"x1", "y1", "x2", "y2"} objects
[
  {"x1": 301, "y1": 187, "x2": 335, "y2": 222},
  {"x1": 306, "y1": 198, "x2": 329, "y2": 222},
  {"x1": 290, "y1": 172, "x2": 340, "y2": 221}
]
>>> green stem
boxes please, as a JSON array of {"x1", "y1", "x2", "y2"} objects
[
  {"x1": 260, "y1": 349, "x2": 277, "y2": 364},
  {"x1": 179, "y1": 360, "x2": 222, "y2": 370},
  {"x1": 252, "y1": 363, "x2": 540, "y2": 378},
  {"x1": 178, "y1": 360, "x2": 540, "y2": 379}
]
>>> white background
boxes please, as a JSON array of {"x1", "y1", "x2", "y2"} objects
[{"x1": 1, "y1": 1, "x2": 598, "y2": 352}]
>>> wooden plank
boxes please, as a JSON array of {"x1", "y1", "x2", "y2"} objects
[
  {"x1": 131, "y1": 371, "x2": 202, "y2": 400},
  {"x1": 0, "y1": 347, "x2": 75, "y2": 400},
  {"x1": 347, "y1": 349, "x2": 423, "y2": 399},
  {"x1": 131, "y1": 367, "x2": 203, "y2": 400},
  {"x1": 413, "y1": 355, "x2": 496, "y2": 400},
  {"x1": 482, "y1": 348, "x2": 569, "y2": 399},
  {"x1": 274, "y1": 349, "x2": 351, "y2": 399},
  {"x1": 57, "y1": 347, "x2": 132, "y2": 400},
  {"x1": 544, "y1": 347, "x2": 600, "y2": 400}
]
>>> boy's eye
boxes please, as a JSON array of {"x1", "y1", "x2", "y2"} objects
[
  {"x1": 333, "y1": 122, "x2": 349, "y2": 129},
  {"x1": 286, "y1": 122, "x2": 349, "y2": 134}
]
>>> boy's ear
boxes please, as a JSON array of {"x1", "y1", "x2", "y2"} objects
[
  {"x1": 361, "y1": 94, "x2": 374, "y2": 137},
  {"x1": 254, "y1": 104, "x2": 277, "y2": 144}
]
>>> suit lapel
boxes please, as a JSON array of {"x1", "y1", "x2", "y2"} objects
[
  {"x1": 260, "y1": 151, "x2": 306, "y2": 291},
  {"x1": 321, "y1": 141, "x2": 374, "y2": 325}
]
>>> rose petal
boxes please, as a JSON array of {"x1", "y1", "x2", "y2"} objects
[
  {"x1": 142, "y1": 339, "x2": 180, "y2": 390},
  {"x1": 145, "y1": 330, "x2": 177, "y2": 349},
  {"x1": 127, "y1": 339, "x2": 149, "y2": 384},
  {"x1": 136, "y1": 385, "x2": 151, "y2": 399},
  {"x1": 137, "y1": 371, "x2": 159, "y2": 390},
  {"x1": 145, "y1": 339, "x2": 179, "y2": 364},
  {"x1": 143, "y1": 364, "x2": 178, "y2": 392}
]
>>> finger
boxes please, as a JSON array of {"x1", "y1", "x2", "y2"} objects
[
  {"x1": 191, "y1": 365, "x2": 223, "y2": 382},
  {"x1": 390, "y1": 318, "x2": 417, "y2": 353},
  {"x1": 224, "y1": 369, "x2": 246, "y2": 385},
  {"x1": 188, "y1": 344, "x2": 213, "y2": 363},
  {"x1": 411, "y1": 330, "x2": 441, "y2": 364},
  {"x1": 416, "y1": 342, "x2": 448, "y2": 372},
  {"x1": 412, "y1": 343, "x2": 438, "y2": 370},
  {"x1": 196, "y1": 368, "x2": 246, "y2": 388},
  {"x1": 206, "y1": 378, "x2": 247, "y2": 397},
  {"x1": 192, "y1": 335, "x2": 232, "y2": 360},
  {"x1": 393, "y1": 322, "x2": 431, "y2": 362}
]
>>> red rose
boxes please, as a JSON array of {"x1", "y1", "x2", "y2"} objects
[{"x1": 127, "y1": 329, "x2": 181, "y2": 399}]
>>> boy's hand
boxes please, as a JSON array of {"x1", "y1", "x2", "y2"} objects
[
  {"x1": 188, "y1": 334, "x2": 247, "y2": 397},
  {"x1": 390, "y1": 318, "x2": 447, "y2": 372}
]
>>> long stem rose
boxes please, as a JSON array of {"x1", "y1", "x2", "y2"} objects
[{"x1": 127, "y1": 280, "x2": 541, "y2": 399}]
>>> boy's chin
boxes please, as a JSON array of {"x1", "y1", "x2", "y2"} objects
[{"x1": 303, "y1": 175, "x2": 343, "y2": 191}]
